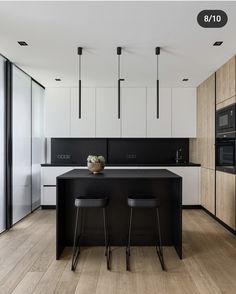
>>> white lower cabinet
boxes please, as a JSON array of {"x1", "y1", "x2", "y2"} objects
[
  {"x1": 166, "y1": 167, "x2": 200, "y2": 205},
  {"x1": 42, "y1": 187, "x2": 56, "y2": 206},
  {"x1": 41, "y1": 166, "x2": 84, "y2": 205},
  {"x1": 41, "y1": 166, "x2": 200, "y2": 206}
]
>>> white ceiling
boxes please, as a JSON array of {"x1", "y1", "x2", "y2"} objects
[{"x1": 0, "y1": 1, "x2": 236, "y2": 88}]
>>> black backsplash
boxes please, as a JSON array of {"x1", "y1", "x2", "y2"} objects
[
  {"x1": 51, "y1": 138, "x2": 107, "y2": 165},
  {"x1": 51, "y1": 138, "x2": 189, "y2": 165}
]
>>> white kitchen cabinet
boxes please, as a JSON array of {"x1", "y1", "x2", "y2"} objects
[
  {"x1": 166, "y1": 166, "x2": 200, "y2": 205},
  {"x1": 42, "y1": 187, "x2": 56, "y2": 206},
  {"x1": 121, "y1": 88, "x2": 146, "y2": 137},
  {"x1": 108, "y1": 166, "x2": 200, "y2": 205},
  {"x1": 41, "y1": 166, "x2": 200, "y2": 206},
  {"x1": 96, "y1": 88, "x2": 121, "y2": 137},
  {"x1": 45, "y1": 88, "x2": 71, "y2": 137},
  {"x1": 70, "y1": 88, "x2": 96, "y2": 137},
  {"x1": 41, "y1": 166, "x2": 83, "y2": 206},
  {"x1": 147, "y1": 88, "x2": 172, "y2": 137},
  {"x1": 172, "y1": 88, "x2": 196, "y2": 138}
]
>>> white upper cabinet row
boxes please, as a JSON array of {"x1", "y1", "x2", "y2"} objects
[{"x1": 45, "y1": 87, "x2": 196, "y2": 138}]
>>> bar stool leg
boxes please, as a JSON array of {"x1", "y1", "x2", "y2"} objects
[
  {"x1": 126, "y1": 207, "x2": 133, "y2": 271},
  {"x1": 71, "y1": 207, "x2": 83, "y2": 271},
  {"x1": 103, "y1": 207, "x2": 111, "y2": 270},
  {"x1": 155, "y1": 207, "x2": 166, "y2": 271}
]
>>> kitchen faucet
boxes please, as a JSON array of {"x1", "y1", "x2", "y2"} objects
[{"x1": 176, "y1": 148, "x2": 182, "y2": 163}]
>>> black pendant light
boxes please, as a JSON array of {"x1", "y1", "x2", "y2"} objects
[
  {"x1": 117, "y1": 47, "x2": 125, "y2": 119},
  {"x1": 156, "y1": 47, "x2": 160, "y2": 119},
  {"x1": 77, "y1": 47, "x2": 83, "y2": 118}
]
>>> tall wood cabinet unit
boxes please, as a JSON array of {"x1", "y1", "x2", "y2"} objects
[
  {"x1": 215, "y1": 55, "x2": 236, "y2": 230},
  {"x1": 201, "y1": 168, "x2": 215, "y2": 214},
  {"x1": 216, "y1": 171, "x2": 236, "y2": 230},
  {"x1": 190, "y1": 74, "x2": 215, "y2": 214},
  {"x1": 216, "y1": 56, "x2": 236, "y2": 107}
]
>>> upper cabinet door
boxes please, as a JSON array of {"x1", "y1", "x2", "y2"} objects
[
  {"x1": 172, "y1": 88, "x2": 196, "y2": 138},
  {"x1": 216, "y1": 56, "x2": 236, "y2": 105},
  {"x1": 147, "y1": 88, "x2": 171, "y2": 137},
  {"x1": 121, "y1": 88, "x2": 146, "y2": 137},
  {"x1": 96, "y1": 88, "x2": 121, "y2": 137},
  {"x1": 71, "y1": 88, "x2": 95, "y2": 137},
  {"x1": 45, "y1": 88, "x2": 70, "y2": 137}
]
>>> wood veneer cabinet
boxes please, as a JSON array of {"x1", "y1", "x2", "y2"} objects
[
  {"x1": 190, "y1": 74, "x2": 215, "y2": 213},
  {"x1": 216, "y1": 171, "x2": 236, "y2": 230},
  {"x1": 201, "y1": 168, "x2": 215, "y2": 214},
  {"x1": 190, "y1": 74, "x2": 215, "y2": 169},
  {"x1": 216, "y1": 56, "x2": 236, "y2": 105}
]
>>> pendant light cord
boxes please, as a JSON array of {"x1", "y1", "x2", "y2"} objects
[{"x1": 118, "y1": 54, "x2": 120, "y2": 79}]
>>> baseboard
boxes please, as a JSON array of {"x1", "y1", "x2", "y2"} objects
[
  {"x1": 201, "y1": 206, "x2": 236, "y2": 235},
  {"x1": 41, "y1": 205, "x2": 56, "y2": 209},
  {"x1": 182, "y1": 205, "x2": 202, "y2": 209}
]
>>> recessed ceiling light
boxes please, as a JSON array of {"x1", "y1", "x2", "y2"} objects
[
  {"x1": 213, "y1": 41, "x2": 223, "y2": 46},
  {"x1": 55, "y1": 78, "x2": 61, "y2": 81},
  {"x1": 182, "y1": 78, "x2": 189, "y2": 82},
  {"x1": 18, "y1": 41, "x2": 28, "y2": 46}
]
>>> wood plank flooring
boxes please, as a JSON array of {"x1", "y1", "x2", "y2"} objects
[{"x1": 0, "y1": 209, "x2": 236, "y2": 294}]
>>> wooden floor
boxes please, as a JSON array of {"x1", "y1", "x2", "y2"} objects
[{"x1": 0, "y1": 209, "x2": 236, "y2": 294}]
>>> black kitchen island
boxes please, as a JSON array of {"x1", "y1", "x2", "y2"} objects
[{"x1": 56, "y1": 169, "x2": 182, "y2": 259}]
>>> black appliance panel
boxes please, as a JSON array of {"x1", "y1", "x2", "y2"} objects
[
  {"x1": 216, "y1": 139, "x2": 236, "y2": 173},
  {"x1": 216, "y1": 103, "x2": 236, "y2": 138},
  {"x1": 51, "y1": 138, "x2": 107, "y2": 165},
  {"x1": 108, "y1": 138, "x2": 189, "y2": 164}
]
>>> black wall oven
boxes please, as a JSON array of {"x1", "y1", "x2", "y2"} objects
[
  {"x1": 216, "y1": 139, "x2": 236, "y2": 173},
  {"x1": 216, "y1": 103, "x2": 236, "y2": 173},
  {"x1": 216, "y1": 103, "x2": 236, "y2": 138}
]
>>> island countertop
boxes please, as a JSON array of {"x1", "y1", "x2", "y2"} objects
[{"x1": 57, "y1": 168, "x2": 182, "y2": 180}]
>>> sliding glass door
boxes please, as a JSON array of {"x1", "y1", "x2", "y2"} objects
[
  {"x1": 12, "y1": 66, "x2": 32, "y2": 224},
  {"x1": 0, "y1": 56, "x2": 6, "y2": 233}
]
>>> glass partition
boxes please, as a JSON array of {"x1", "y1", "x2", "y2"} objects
[
  {"x1": 12, "y1": 66, "x2": 32, "y2": 224},
  {"x1": 0, "y1": 56, "x2": 6, "y2": 232}
]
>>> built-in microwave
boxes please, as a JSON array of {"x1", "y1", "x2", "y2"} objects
[
  {"x1": 216, "y1": 103, "x2": 236, "y2": 138},
  {"x1": 216, "y1": 139, "x2": 236, "y2": 173}
]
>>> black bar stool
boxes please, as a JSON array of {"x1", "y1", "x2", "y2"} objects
[
  {"x1": 126, "y1": 195, "x2": 166, "y2": 271},
  {"x1": 71, "y1": 196, "x2": 111, "y2": 271}
]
